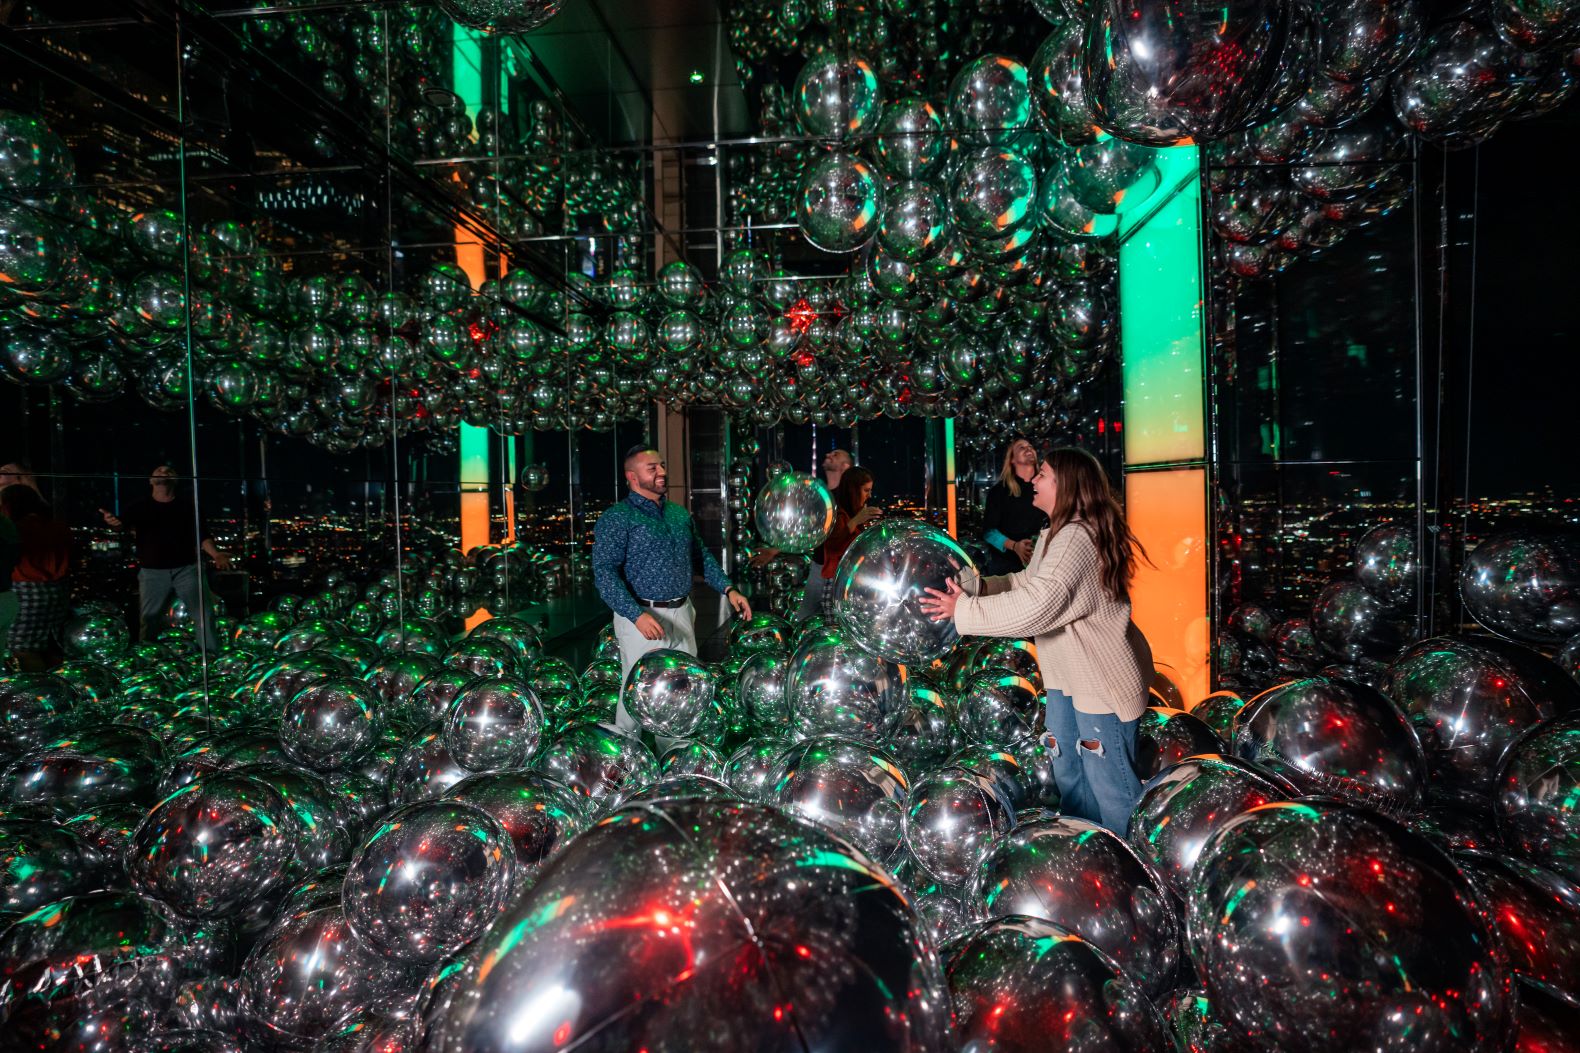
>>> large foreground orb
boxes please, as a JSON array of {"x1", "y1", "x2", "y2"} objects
[
  {"x1": 419, "y1": 799, "x2": 953, "y2": 1052},
  {"x1": 1187, "y1": 799, "x2": 1514, "y2": 1050},
  {"x1": 830, "y1": 519, "x2": 977, "y2": 666},
  {"x1": 752, "y1": 472, "x2": 835, "y2": 553}
]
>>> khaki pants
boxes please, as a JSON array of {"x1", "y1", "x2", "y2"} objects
[{"x1": 613, "y1": 599, "x2": 698, "y2": 733}]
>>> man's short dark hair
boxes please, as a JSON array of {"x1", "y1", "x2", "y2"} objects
[{"x1": 623, "y1": 444, "x2": 660, "y2": 472}]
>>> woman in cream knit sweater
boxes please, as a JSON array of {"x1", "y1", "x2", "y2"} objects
[{"x1": 921, "y1": 447, "x2": 1154, "y2": 835}]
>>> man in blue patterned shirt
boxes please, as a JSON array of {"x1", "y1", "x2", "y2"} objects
[{"x1": 593, "y1": 444, "x2": 751, "y2": 731}]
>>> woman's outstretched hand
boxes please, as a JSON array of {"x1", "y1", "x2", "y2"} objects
[{"x1": 919, "y1": 577, "x2": 963, "y2": 622}]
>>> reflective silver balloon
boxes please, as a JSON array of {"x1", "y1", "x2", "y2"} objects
[
  {"x1": 722, "y1": 740, "x2": 786, "y2": 803},
  {"x1": 1460, "y1": 530, "x2": 1580, "y2": 645},
  {"x1": 950, "y1": 146, "x2": 1038, "y2": 240},
  {"x1": 1127, "y1": 753, "x2": 1293, "y2": 903},
  {"x1": 0, "y1": 818, "x2": 112, "y2": 918},
  {"x1": 972, "y1": 816, "x2": 1181, "y2": 995},
  {"x1": 535, "y1": 722, "x2": 658, "y2": 806},
  {"x1": 623, "y1": 648, "x2": 717, "y2": 740},
  {"x1": 1496, "y1": 712, "x2": 1580, "y2": 882},
  {"x1": 752, "y1": 471, "x2": 835, "y2": 553},
  {"x1": 875, "y1": 97, "x2": 947, "y2": 178},
  {"x1": 392, "y1": 730, "x2": 472, "y2": 804},
  {"x1": 793, "y1": 50, "x2": 882, "y2": 139},
  {"x1": 238, "y1": 762, "x2": 358, "y2": 874},
  {"x1": 903, "y1": 767, "x2": 1015, "y2": 887},
  {"x1": 343, "y1": 799, "x2": 515, "y2": 964},
  {"x1": 829, "y1": 519, "x2": 976, "y2": 666},
  {"x1": 736, "y1": 650, "x2": 792, "y2": 734},
  {"x1": 1135, "y1": 706, "x2": 1222, "y2": 779},
  {"x1": 878, "y1": 180, "x2": 950, "y2": 262},
  {"x1": 957, "y1": 669, "x2": 1043, "y2": 749},
  {"x1": 774, "y1": 734, "x2": 910, "y2": 863},
  {"x1": 799, "y1": 151, "x2": 884, "y2": 254},
  {"x1": 1231, "y1": 675, "x2": 1427, "y2": 810},
  {"x1": 240, "y1": 905, "x2": 410, "y2": 1046},
  {"x1": 0, "y1": 889, "x2": 227, "y2": 1047},
  {"x1": 1083, "y1": 0, "x2": 1292, "y2": 145},
  {"x1": 280, "y1": 676, "x2": 383, "y2": 772},
  {"x1": 1187, "y1": 799, "x2": 1514, "y2": 1049},
  {"x1": 946, "y1": 914, "x2": 1172, "y2": 1050},
  {"x1": 1, "y1": 726, "x2": 164, "y2": 815},
  {"x1": 442, "y1": 676, "x2": 544, "y2": 772},
  {"x1": 128, "y1": 775, "x2": 298, "y2": 918},
  {"x1": 658, "y1": 740, "x2": 724, "y2": 779},
  {"x1": 949, "y1": 54, "x2": 1033, "y2": 145},
  {"x1": 1033, "y1": 25, "x2": 1100, "y2": 146},
  {"x1": 0, "y1": 672, "x2": 83, "y2": 752},
  {"x1": 1316, "y1": 0, "x2": 1424, "y2": 83},
  {"x1": 419, "y1": 799, "x2": 952, "y2": 1051},
  {"x1": 402, "y1": 669, "x2": 481, "y2": 730},
  {"x1": 890, "y1": 680, "x2": 960, "y2": 772},
  {"x1": 1311, "y1": 578, "x2": 1402, "y2": 659},
  {"x1": 1387, "y1": 635, "x2": 1577, "y2": 800},
  {"x1": 1392, "y1": 21, "x2": 1529, "y2": 148},
  {"x1": 437, "y1": 0, "x2": 565, "y2": 34},
  {"x1": 783, "y1": 625, "x2": 910, "y2": 742},
  {"x1": 1455, "y1": 849, "x2": 1580, "y2": 1007}
]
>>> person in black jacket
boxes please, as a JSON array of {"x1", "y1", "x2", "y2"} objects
[
  {"x1": 980, "y1": 436, "x2": 1048, "y2": 576},
  {"x1": 100, "y1": 465, "x2": 232, "y2": 654}
]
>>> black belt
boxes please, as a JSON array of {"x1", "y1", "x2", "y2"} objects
[{"x1": 636, "y1": 596, "x2": 688, "y2": 609}]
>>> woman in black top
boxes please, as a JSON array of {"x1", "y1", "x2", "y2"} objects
[{"x1": 980, "y1": 437, "x2": 1048, "y2": 576}]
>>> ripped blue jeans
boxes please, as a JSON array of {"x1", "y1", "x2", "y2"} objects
[{"x1": 1042, "y1": 689, "x2": 1143, "y2": 837}]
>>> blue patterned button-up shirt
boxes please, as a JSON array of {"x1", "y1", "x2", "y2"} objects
[{"x1": 591, "y1": 492, "x2": 732, "y2": 623}]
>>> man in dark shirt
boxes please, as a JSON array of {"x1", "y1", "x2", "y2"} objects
[
  {"x1": 100, "y1": 465, "x2": 232, "y2": 654},
  {"x1": 592, "y1": 444, "x2": 751, "y2": 732}
]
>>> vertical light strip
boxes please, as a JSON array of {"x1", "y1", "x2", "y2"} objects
[
  {"x1": 943, "y1": 416, "x2": 957, "y2": 539},
  {"x1": 453, "y1": 26, "x2": 490, "y2": 560},
  {"x1": 1119, "y1": 145, "x2": 1210, "y2": 706}
]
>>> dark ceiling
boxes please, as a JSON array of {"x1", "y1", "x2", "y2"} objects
[{"x1": 520, "y1": 0, "x2": 750, "y2": 148}]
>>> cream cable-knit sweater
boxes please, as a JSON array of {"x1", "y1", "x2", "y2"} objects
[{"x1": 955, "y1": 519, "x2": 1154, "y2": 722}]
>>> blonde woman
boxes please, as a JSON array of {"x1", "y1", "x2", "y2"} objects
[
  {"x1": 922, "y1": 447, "x2": 1154, "y2": 835},
  {"x1": 981, "y1": 436, "x2": 1046, "y2": 576}
]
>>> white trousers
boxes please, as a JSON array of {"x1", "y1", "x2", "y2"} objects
[{"x1": 613, "y1": 599, "x2": 698, "y2": 732}]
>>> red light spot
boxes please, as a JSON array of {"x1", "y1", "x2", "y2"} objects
[
  {"x1": 795, "y1": 944, "x2": 811, "y2": 958},
  {"x1": 553, "y1": 1021, "x2": 572, "y2": 1045}
]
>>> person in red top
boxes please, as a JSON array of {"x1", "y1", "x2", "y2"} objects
[
  {"x1": 820, "y1": 466, "x2": 877, "y2": 615},
  {"x1": 0, "y1": 484, "x2": 72, "y2": 671}
]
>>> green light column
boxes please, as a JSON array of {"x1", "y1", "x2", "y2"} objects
[
  {"x1": 454, "y1": 25, "x2": 489, "y2": 554},
  {"x1": 1118, "y1": 145, "x2": 1210, "y2": 706}
]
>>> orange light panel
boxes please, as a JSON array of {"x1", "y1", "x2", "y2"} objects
[{"x1": 1127, "y1": 468, "x2": 1211, "y2": 708}]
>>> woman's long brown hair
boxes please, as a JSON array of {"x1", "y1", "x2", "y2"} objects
[
  {"x1": 832, "y1": 466, "x2": 873, "y2": 517},
  {"x1": 1040, "y1": 447, "x2": 1149, "y2": 603}
]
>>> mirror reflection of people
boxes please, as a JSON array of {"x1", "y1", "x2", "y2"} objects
[
  {"x1": 819, "y1": 466, "x2": 877, "y2": 615},
  {"x1": 982, "y1": 436, "x2": 1047, "y2": 575},
  {"x1": 0, "y1": 509, "x2": 18, "y2": 668},
  {"x1": 1, "y1": 484, "x2": 72, "y2": 671},
  {"x1": 99, "y1": 465, "x2": 232, "y2": 655},
  {"x1": 920, "y1": 447, "x2": 1154, "y2": 836},
  {"x1": 749, "y1": 447, "x2": 853, "y2": 620},
  {"x1": 0, "y1": 462, "x2": 39, "y2": 495},
  {"x1": 592, "y1": 445, "x2": 751, "y2": 734}
]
